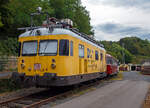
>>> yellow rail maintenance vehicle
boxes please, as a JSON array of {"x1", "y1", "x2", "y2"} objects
[{"x1": 12, "y1": 7, "x2": 106, "y2": 87}]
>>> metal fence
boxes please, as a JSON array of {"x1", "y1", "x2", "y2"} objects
[{"x1": 0, "y1": 56, "x2": 17, "y2": 72}]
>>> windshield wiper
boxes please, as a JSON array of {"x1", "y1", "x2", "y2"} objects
[{"x1": 40, "y1": 41, "x2": 49, "y2": 55}]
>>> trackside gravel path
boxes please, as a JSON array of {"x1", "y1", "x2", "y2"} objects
[
  {"x1": 52, "y1": 71, "x2": 150, "y2": 108},
  {"x1": 0, "y1": 72, "x2": 12, "y2": 79}
]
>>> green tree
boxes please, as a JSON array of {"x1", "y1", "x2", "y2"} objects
[
  {"x1": 0, "y1": 0, "x2": 94, "y2": 55},
  {"x1": 0, "y1": 16, "x2": 3, "y2": 27},
  {"x1": 100, "y1": 41, "x2": 134, "y2": 63},
  {"x1": 0, "y1": 38, "x2": 18, "y2": 56},
  {"x1": 50, "y1": 0, "x2": 93, "y2": 35},
  {"x1": 74, "y1": 5, "x2": 93, "y2": 35},
  {"x1": 0, "y1": 0, "x2": 53, "y2": 39},
  {"x1": 0, "y1": 0, "x2": 10, "y2": 27},
  {"x1": 119, "y1": 37, "x2": 150, "y2": 57}
]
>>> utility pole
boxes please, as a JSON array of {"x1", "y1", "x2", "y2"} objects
[{"x1": 122, "y1": 43, "x2": 125, "y2": 64}]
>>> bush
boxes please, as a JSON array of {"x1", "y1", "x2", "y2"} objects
[
  {"x1": 0, "y1": 38, "x2": 18, "y2": 56},
  {"x1": 0, "y1": 78, "x2": 21, "y2": 93}
]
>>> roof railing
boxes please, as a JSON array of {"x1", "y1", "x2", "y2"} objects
[
  {"x1": 70, "y1": 28, "x2": 104, "y2": 48},
  {"x1": 18, "y1": 7, "x2": 104, "y2": 48}
]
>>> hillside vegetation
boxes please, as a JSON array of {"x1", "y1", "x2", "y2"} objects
[{"x1": 100, "y1": 37, "x2": 150, "y2": 64}]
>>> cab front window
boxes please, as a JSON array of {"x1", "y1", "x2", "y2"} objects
[
  {"x1": 22, "y1": 41, "x2": 37, "y2": 56},
  {"x1": 39, "y1": 40, "x2": 58, "y2": 56}
]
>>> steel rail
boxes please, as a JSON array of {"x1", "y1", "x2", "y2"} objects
[
  {"x1": 23, "y1": 90, "x2": 73, "y2": 108},
  {"x1": 0, "y1": 79, "x2": 107, "y2": 108},
  {"x1": 0, "y1": 96, "x2": 28, "y2": 107},
  {"x1": 0, "y1": 88, "x2": 46, "y2": 107},
  {"x1": 23, "y1": 79, "x2": 104, "y2": 108}
]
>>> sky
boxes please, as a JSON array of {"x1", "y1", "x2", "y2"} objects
[{"x1": 81, "y1": 0, "x2": 150, "y2": 41}]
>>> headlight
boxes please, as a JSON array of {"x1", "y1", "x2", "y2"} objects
[
  {"x1": 51, "y1": 64, "x2": 56, "y2": 69},
  {"x1": 28, "y1": 67, "x2": 32, "y2": 71},
  {"x1": 21, "y1": 63, "x2": 25, "y2": 69}
]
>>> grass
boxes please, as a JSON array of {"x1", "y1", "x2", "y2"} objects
[
  {"x1": 110, "y1": 72, "x2": 123, "y2": 81},
  {"x1": 71, "y1": 87, "x2": 96, "y2": 96},
  {"x1": 0, "y1": 78, "x2": 21, "y2": 94}
]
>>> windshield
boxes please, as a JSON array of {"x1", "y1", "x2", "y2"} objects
[
  {"x1": 22, "y1": 41, "x2": 37, "y2": 56},
  {"x1": 39, "y1": 40, "x2": 58, "y2": 56}
]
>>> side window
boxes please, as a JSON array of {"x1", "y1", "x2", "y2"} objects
[
  {"x1": 59, "y1": 40, "x2": 69, "y2": 56},
  {"x1": 79, "y1": 44, "x2": 84, "y2": 58},
  {"x1": 113, "y1": 59, "x2": 117, "y2": 65},
  {"x1": 70, "y1": 41, "x2": 73, "y2": 56},
  {"x1": 95, "y1": 50, "x2": 99, "y2": 60},
  {"x1": 113, "y1": 60, "x2": 116, "y2": 65},
  {"x1": 87, "y1": 48, "x2": 90, "y2": 58},
  {"x1": 100, "y1": 53, "x2": 103, "y2": 61},
  {"x1": 111, "y1": 59, "x2": 113, "y2": 64}
]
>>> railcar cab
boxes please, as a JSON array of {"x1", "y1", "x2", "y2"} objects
[
  {"x1": 106, "y1": 54, "x2": 118, "y2": 76},
  {"x1": 16, "y1": 28, "x2": 76, "y2": 85}
]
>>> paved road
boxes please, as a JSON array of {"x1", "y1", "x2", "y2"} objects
[
  {"x1": 123, "y1": 71, "x2": 150, "y2": 82},
  {"x1": 52, "y1": 71, "x2": 150, "y2": 108}
]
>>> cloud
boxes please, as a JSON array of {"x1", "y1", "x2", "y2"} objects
[
  {"x1": 94, "y1": 30, "x2": 125, "y2": 41},
  {"x1": 81, "y1": 0, "x2": 150, "y2": 41},
  {"x1": 94, "y1": 23, "x2": 150, "y2": 41},
  {"x1": 96, "y1": 23, "x2": 140, "y2": 34},
  {"x1": 88, "y1": 0, "x2": 150, "y2": 9}
]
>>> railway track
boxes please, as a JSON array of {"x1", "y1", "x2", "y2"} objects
[
  {"x1": 0, "y1": 87, "x2": 71, "y2": 108},
  {"x1": 0, "y1": 77, "x2": 114, "y2": 108}
]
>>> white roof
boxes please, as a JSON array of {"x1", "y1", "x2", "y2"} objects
[
  {"x1": 19, "y1": 28, "x2": 105, "y2": 51},
  {"x1": 142, "y1": 62, "x2": 150, "y2": 66}
]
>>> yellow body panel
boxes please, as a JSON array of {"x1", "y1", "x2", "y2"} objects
[{"x1": 18, "y1": 34, "x2": 106, "y2": 77}]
